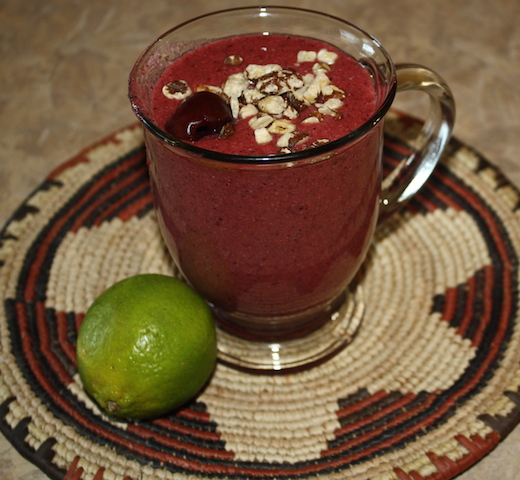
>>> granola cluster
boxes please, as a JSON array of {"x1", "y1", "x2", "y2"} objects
[{"x1": 162, "y1": 48, "x2": 347, "y2": 153}]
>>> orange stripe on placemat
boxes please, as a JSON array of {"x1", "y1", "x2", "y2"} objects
[
  {"x1": 470, "y1": 265, "x2": 496, "y2": 348},
  {"x1": 425, "y1": 179, "x2": 464, "y2": 212},
  {"x1": 412, "y1": 189, "x2": 441, "y2": 215},
  {"x1": 152, "y1": 417, "x2": 222, "y2": 442},
  {"x1": 63, "y1": 455, "x2": 83, "y2": 480},
  {"x1": 404, "y1": 165, "x2": 465, "y2": 216},
  {"x1": 324, "y1": 393, "x2": 438, "y2": 458},
  {"x1": 383, "y1": 138, "x2": 415, "y2": 164},
  {"x1": 454, "y1": 432, "x2": 499, "y2": 467},
  {"x1": 426, "y1": 451, "x2": 463, "y2": 479},
  {"x1": 454, "y1": 274, "x2": 477, "y2": 338},
  {"x1": 35, "y1": 301, "x2": 74, "y2": 387},
  {"x1": 92, "y1": 467, "x2": 106, "y2": 480},
  {"x1": 47, "y1": 125, "x2": 142, "y2": 180},
  {"x1": 56, "y1": 310, "x2": 78, "y2": 367},
  {"x1": 94, "y1": 182, "x2": 152, "y2": 226},
  {"x1": 394, "y1": 467, "x2": 426, "y2": 480},
  {"x1": 335, "y1": 389, "x2": 388, "y2": 419},
  {"x1": 16, "y1": 301, "x2": 73, "y2": 388},
  {"x1": 176, "y1": 407, "x2": 212, "y2": 423},
  {"x1": 439, "y1": 267, "x2": 496, "y2": 347},
  {"x1": 127, "y1": 424, "x2": 234, "y2": 460},
  {"x1": 64, "y1": 456, "x2": 133, "y2": 480},
  {"x1": 68, "y1": 151, "x2": 147, "y2": 233},
  {"x1": 440, "y1": 287, "x2": 459, "y2": 326},
  {"x1": 334, "y1": 392, "x2": 418, "y2": 437}
]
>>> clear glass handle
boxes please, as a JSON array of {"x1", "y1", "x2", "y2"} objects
[{"x1": 379, "y1": 64, "x2": 456, "y2": 221}]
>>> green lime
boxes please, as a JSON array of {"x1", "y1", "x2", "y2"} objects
[{"x1": 76, "y1": 274, "x2": 217, "y2": 419}]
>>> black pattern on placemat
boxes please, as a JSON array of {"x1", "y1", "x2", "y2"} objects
[
  {"x1": 479, "y1": 388, "x2": 520, "y2": 438},
  {"x1": 73, "y1": 146, "x2": 152, "y2": 228},
  {"x1": 0, "y1": 410, "x2": 66, "y2": 480},
  {"x1": 429, "y1": 161, "x2": 518, "y2": 356},
  {"x1": 317, "y1": 141, "x2": 518, "y2": 473},
  {"x1": 431, "y1": 268, "x2": 488, "y2": 340},
  {"x1": 303, "y1": 151, "x2": 519, "y2": 477}
]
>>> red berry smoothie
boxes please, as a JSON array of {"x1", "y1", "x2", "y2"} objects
[{"x1": 147, "y1": 34, "x2": 381, "y2": 340}]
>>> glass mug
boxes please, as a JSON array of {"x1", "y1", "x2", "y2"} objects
[{"x1": 129, "y1": 6, "x2": 455, "y2": 372}]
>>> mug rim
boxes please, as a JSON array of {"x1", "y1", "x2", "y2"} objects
[{"x1": 129, "y1": 5, "x2": 397, "y2": 165}]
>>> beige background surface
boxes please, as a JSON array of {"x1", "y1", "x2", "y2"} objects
[{"x1": 1, "y1": 0, "x2": 519, "y2": 479}]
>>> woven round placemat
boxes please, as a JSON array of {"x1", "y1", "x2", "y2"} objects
[{"x1": 1, "y1": 111, "x2": 520, "y2": 480}]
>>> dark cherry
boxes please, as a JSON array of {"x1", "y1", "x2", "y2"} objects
[{"x1": 165, "y1": 91, "x2": 233, "y2": 142}]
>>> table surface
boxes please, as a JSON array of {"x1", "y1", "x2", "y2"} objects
[{"x1": 1, "y1": 0, "x2": 519, "y2": 479}]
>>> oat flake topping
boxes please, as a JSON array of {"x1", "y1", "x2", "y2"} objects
[{"x1": 163, "y1": 49, "x2": 346, "y2": 153}]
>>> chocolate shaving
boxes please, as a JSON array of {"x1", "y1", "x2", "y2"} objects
[
  {"x1": 255, "y1": 69, "x2": 304, "y2": 96},
  {"x1": 284, "y1": 91, "x2": 307, "y2": 113},
  {"x1": 323, "y1": 89, "x2": 346, "y2": 101},
  {"x1": 218, "y1": 122, "x2": 235, "y2": 139},
  {"x1": 308, "y1": 139, "x2": 330, "y2": 149},
  {"x1": 288, "y1": 132, "x2": 309, "y2": 149}
]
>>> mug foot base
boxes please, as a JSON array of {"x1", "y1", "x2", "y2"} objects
[{"x1": 215, "y1": 285, "x2": 365, "y2": 373}]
